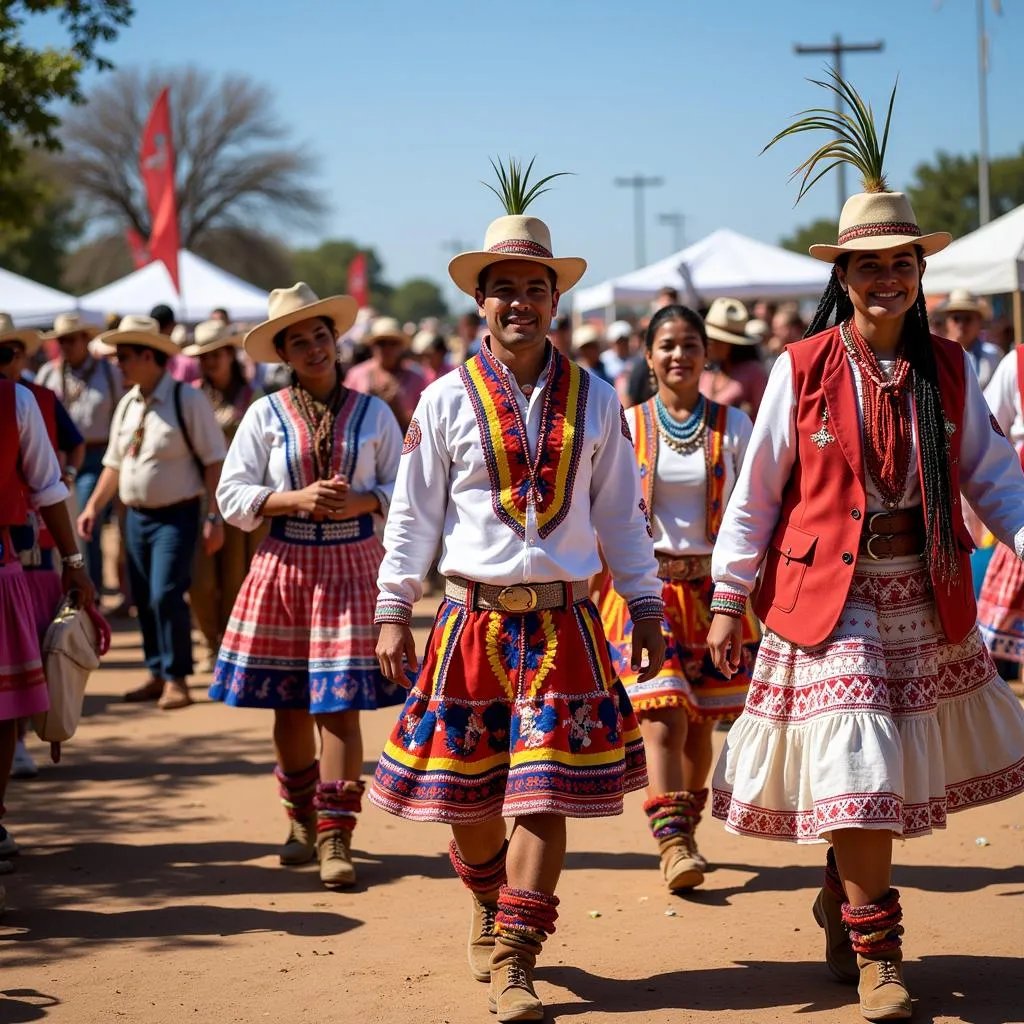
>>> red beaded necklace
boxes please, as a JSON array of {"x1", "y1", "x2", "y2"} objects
[{"x1": 840, "y1": 318, "x2": 912, "y2": 509}]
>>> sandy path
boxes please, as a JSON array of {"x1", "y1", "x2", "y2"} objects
[{"x1": 2, "y1": 607, "x2": 1022, "y2": 1024}]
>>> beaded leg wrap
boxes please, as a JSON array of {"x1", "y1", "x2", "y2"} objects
[
  {"x1": 495, "y1": 885, "x2": 559, "y2": 953},
  {"x1": 450, "y1": 840, "x2": 508, "y2": 983},
  {"x1": 842, "y1": 889, "x2": 904, "y2": 959},
  {"x1": 644, "y1": 789, "x2": 707, "y2": 889},
  {"x1": 276, "y1": 761, "x2": 318, "y2": 821},
  {"x1": 314, "y1": 779, "x2": 365, "y2": 834},
  {"x1": 490, "y1": 886, "x2": 559, "y2": 1020}
]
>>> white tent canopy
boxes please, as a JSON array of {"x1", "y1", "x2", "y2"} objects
[
  {"x1": 923, "y1": 204, "x2": 1024, "y2": 296},
  {"x1": 78, "y1": 250, "x2": 270, "y2": 322},
  {"x1": 574, "y1": 228, "x2": 831, "y2": 315},
  {"x1": 0, "y1": 267, "x2": 85, "y2": 326}
]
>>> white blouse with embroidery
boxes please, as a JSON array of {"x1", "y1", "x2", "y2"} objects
[
  {"x1": 712, "y1": 348, "x2": 1024, "y2": 599},
  {"x1": 216, "y1": 388, "x2": 403, "y2": 532},
  {"x1": 375, "y1": 346, "x2": 662, "y2": 623}
]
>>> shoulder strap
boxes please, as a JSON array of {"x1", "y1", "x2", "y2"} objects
[
  {"x1": 174, "y1": 380, "x2": 206, "y2": 481},
  {"x1": 633, "y1": 399, "x2": 657, "y2": 516},
  {"x1": 704, "y1": 401, "x2": 730, "y2": 544}
]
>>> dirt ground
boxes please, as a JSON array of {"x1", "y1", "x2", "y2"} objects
[{"x1": 2, "y1": 601, "x2": 1023, "y2": 1024}]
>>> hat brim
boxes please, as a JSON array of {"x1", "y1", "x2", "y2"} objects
[
  {"x1": 367, "y1": 331, "x2": 411, "y2": 347},
  {"x1": 0, "y1": 329, "x2": 42, "y2": 357},
  {"x1": 45, "y1": 325, "x2": 101, "y2": 343},
  {"x1": 705, "y1": 323, "x2": 759, "y2": 346},
  {"x1": 809, "y1": 231, "x2": 952, "y2": 263},
  {"x1": 244, "y1": 296, "x2": 358, "y2": 364},
  {"x1": 94, "y1": 330, "x2": 182, "y2": 358},
  {"x1": 182, "y1": 334, "x2": 244, "y2": 358},
  {"x1": 940, "y1": 301, "x2": 986, "y2": 316},
  {"x1": 448, "y1": 252, "x2": 587, "y2": 298}
]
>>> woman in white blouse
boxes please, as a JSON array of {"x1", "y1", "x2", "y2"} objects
[
  {"x1": 211, "y1": 284, "x2": 404, "y2": 891},
  {"x1": 600, "y1": 305, "x2": 756, "y2": 893}
]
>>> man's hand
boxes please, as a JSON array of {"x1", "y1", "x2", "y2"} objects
[
  {"x1": 62, "y1": 564, "x2": 96, "y2": 609},
  {"x1": 630, "y1": 618, "x2": 666, "y2": 683},
  {"x1": 77, "y1": 506, "x2": 96, "y2": 542},
  {"x1": 377, "y1": 622, "x2": 418, "y2": 685},
  {"x1": 707, "y1": 614, "x2": 744, "y2": 678},
  {"x1": 203, "y1": 519, "x2": 226, "y2": 555}
]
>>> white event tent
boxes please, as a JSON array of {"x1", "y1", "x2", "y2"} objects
[
  {"x1": 0, "y1": 267, "x2": 86, "y2": 326},
  {"x1": 79, "y1": 250, "x2": 269, "y2": 322},
  {"x1": 573, "y1": 228, "x2": 831, "y2": 317},
  {"x1": 923, "y1": 204, "x2": 1024, "y2": 295}
]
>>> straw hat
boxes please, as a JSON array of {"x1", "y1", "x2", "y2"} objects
[
  {"x1": 607, "y1": 320, "x2": 633, "y2": 343},
  {"x1": 449, "y1": 215, "x2": 587, "y2": 298},
  {"x1": 705, "y1": 298, "x2": 757, "y2": 346},
  {"x1": 411, "y1": 329, "x2": 447, "y2": 356},
  {"x1": 940, "y1": 288, "x2": 988, "y2": 318},
  {"x1": 244, "y1": 283, "x2": 358, "y2": 364},
  {"x1": 571, "y1": 324, "x2": 603, "y2": 353},
  {"x1": 95, "y1": 314, "x2": 181, "y2": 358},
  {"x1": 45, "y1": 312, "x2": 100, "y2": 343},
  {"x1": 182, "y1": 319, "x2": 245, "y2": 358},
  {"x1": 0, "y1": 313, "x2": 42, "y2": 357},
  {"x1": 365, "y1": 316, "x2": 411, "y2": 347}
]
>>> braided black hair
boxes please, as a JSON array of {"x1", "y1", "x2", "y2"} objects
[{"x1": 805, "y1": 254, "x2": 959, "y2": 583}]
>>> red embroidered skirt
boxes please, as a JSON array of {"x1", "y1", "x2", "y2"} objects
[
  {"x1": 977, "y1": 542, "x2": 1024, "y2": 663},
  {"x1": 0, "y1": 562, "x2": 49, "y2": 720},
  {"x1": 601, "y1": 574, "x2": 758, "y2": 720},
  {"x1": 713, "y1": 558, "x2": 1024, "y2": 842},
  {"x1": 370, "y1": 597, "x2": 648, "y2": 824}
]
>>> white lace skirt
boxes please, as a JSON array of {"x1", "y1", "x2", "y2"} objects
[{"x1": 712, "y1": 557, "x2": 1024, "y2": 843}]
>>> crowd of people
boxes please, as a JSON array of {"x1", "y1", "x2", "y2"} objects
[{"x1": 2, "y1": 167, "x2": 1024, "y2": 1024}]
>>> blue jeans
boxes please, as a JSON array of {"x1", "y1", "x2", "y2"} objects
[
  {"x1": 124, "y1": 500, "x2": 200, "y2": 680},
  {"x1": 76, "y1": 446, "x2": 110, "y2": 592}
]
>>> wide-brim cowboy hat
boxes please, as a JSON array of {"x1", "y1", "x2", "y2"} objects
[
  {"x1": 365, "y1": 316, "x2": 411, "y2": 347},
  {"x1": 182, "y1": 319, "x2": 245, "y2": 358},
  {"x1": 940, "y1": 288, "x2": 989, "y2": 318},
  {"x1": 244, "y1": 282, "x2": 358, "y2": 364},
  {"x1": 809, "y1": 192, "x2": 951, "y2": 263},
  {"x1": 94, "y1": 314, "x2": 181, "y2": 358},
  {"x1": 449, "y1": 215, "x2": 587, "y2": 298},
  {"x1": 44, "y1": 312, "x2": 100, "y2": 343},
  {"x1": 0, "y1": 313, "x2": 43, "y2": 358},
  {"x1": 704, "y1": 297, "x2": 758, "y2": 346}
]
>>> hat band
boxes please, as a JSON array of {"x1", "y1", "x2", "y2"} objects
[
  {"x1": 836, "y1": 221, "x2": 921, "y2": 245},
  {"x1": 486, "y1": 239, "x2": 554, "y2": 259}
]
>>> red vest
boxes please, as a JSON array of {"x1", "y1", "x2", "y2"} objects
[
  {"x1": 0, "y1": 380, "x2": 29, "y2": 528},
  {"x1": 20, "y1": 379, "x2": 60, "y2": 550},
  {"x1": 753, "y1": 326, "x2": 977, "y2": 646}
]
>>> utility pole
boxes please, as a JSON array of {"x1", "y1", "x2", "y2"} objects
[
  {"x1": 976, "y1": 0, "x2": 998, "y2": 225},
  {"x1": 658, "y1": 211, "x2": 686, "y2": 253},
  {"x1": 794, "y1": 34, "x2": 884, "y2": 217},
  {"x1": 615, "y1": 174, "x2": 664, "y2": 268}
]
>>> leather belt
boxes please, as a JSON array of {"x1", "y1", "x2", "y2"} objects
[
  {"x1": 859, "y1": 507, "x2": 926, "y2": 560},
  {"x1": 445, "y1": 575, "x2": 590, "y2": 614},
  {"x1": 656, "y1": 553, "x2": 712, "y2": 581}
]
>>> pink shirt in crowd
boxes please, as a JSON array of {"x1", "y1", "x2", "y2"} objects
[{"x1": 700, "y1": 360, "x2": 769, "y2": 420}]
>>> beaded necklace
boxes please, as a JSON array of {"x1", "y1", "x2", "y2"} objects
[{"x1": 654, "y1": 393, "x2": 707, "y2": 455}]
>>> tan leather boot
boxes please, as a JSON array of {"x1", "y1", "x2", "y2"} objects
[
  {"x1": 488, "y1": 938, "x2": 544, "y2": 1022},
  {"x1": 158, "y1": 678, "x2": 194, "y2": 710},
  {"x1": 857, "y1": 953, "x2": 912, "y2": 1021},
  {"x1": 317, "y1": 829, "x2": 356, "y2": 888},
  {"x1": 468, "y1": 890, "x2": 498, "y2": 982},
  {"x1": 279, "y1": 814, "x2": 317, "y2": 866},
  {"x1": 658, "y1": 834, "x2": 704, "y2": 891},
  {"x1": 812, "y1": 887, "x2": 858, "y2": 983}
]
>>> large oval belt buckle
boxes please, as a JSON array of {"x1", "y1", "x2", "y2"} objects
[{"x1": 497, "y1": 585, "x2": 538, "y2": 613}]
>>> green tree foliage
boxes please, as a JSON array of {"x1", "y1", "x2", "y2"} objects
[
  {"x1": 388, "y1": 278, "x2": 449, "y2": 324},
  {"x1": 290, "y1": 240, "x2": 391, "y2": 309},
  {"x1": 779, "y1": 217, "x2": 838, "y2": 256},
  {"x1": 0, "y1": 0, "x2": 132, "y2": 230}
]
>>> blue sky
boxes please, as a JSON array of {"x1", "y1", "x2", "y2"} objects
[{"x1": 29, "y1": 0, "x2": 1024, "y2": 300}]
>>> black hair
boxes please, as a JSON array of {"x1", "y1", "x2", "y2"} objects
[
  {"x1": 644, "y1": 304, "x2": 707, "y2": 351},
  {"x1": 805, "y1": 249, "x2": 958, "y2": 583},
  {"x1": 124, "y1": 343, "x2": 168, "y2": 368},
  {"x1": 202, "y1": 348, "x2": 247, "y2": 395},
  {"x1": 272, "y1": 316, "x2": 337, "y2": 352},
  {"x1": 149, "y1": 304, "x2": 175, "y2": 330},
  {"x1": 212, "y1": 307, "x2": 229, "y2": 320},
  {"x1": 476, "y1": 265, "x2": 558, "y2": 294}
]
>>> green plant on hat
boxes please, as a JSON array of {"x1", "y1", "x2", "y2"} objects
[
  {"x1": 482, "y1": 156, "x2": 573, "y2": 215},
  {"x1": 762, "y1": 68, "x2": 898, "y2": 202}
]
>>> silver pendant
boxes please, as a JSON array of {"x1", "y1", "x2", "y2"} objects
[{"x1": 810, "y1": 407, "x2": 836, "y2": 450}]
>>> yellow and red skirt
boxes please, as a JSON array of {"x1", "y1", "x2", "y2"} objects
[
  {"x1": 601, "y1": 571, "x2": 759, "y2": 720},
  {"x1": 370, "y1": 596, "x2": 647, "y2": 824}
]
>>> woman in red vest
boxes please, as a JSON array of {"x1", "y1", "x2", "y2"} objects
[
  {"x1": 600, "y1": 304, "x2": 759, "y2": 893},
  {"x1": 706, "y1": 78, "x2": 1024, "y2": 1021}
]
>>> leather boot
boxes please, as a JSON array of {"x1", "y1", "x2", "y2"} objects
[
  {"x1": 488, "y1": 937, "x2": 544, "y2": 1022},
  {"x1": 468, "y1": 890, "x2": 499, "y2": 983},
  {"x1": 124, "y1": 676, "x2": 164, "y2": 702},
  {"x1": 658, "y1": 834, "x2": 704, "y2": 891},
  {"x1": 812, "y1": 887, "x2": 858, "y2": 983},
  {"x1": 279, "y1": 814, "x2": 317, "y2": 866},
  {"x1": 158, "y1": 678, "x2": 193, "y2": 710},
  {"x1": 317, "y1": 829, "x2": 356, "y2": 888},
  {"x1": 857, "y1": 953, "x2": 912, "y2": 1021}
]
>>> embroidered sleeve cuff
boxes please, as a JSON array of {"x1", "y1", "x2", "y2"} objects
[
  {"x1": 249, "y1": 488, "x2": 273, "y2": 521},
  {"x1": 627, "y1": 596, "x2": 664, "y2": 622},
  {"x1": 709, "y1": 587, "x2": 748, "y2": 618},
  {"x1": 375, "y1": 597, "x2": 413, "y2": 625}
]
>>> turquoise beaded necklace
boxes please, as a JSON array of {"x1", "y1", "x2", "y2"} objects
[{"x1": 654, "y1": 393, "x2": 707, "y2": 454}]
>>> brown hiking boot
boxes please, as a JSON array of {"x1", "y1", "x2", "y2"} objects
[
  {"x1": 488, "y1": 940, "x2": 543, "y2": 1021},
  {"x1": 279, "y1": 815, "x2": 317, "y2": 866},
  {"x1": 158, "y1": 678, "x2": 194, "y2": 710},
  {"x1": 468, "y1": 891, "x2": 499, "y2": 982},
  {"x1": 317, "y1": 829, "x2": 356, "y2": 888},
  {"x1": 812, "y1": 887, "x2": 858, "y2": 983},
  {"x1": 659, "y1": 834, "x2": 704, "y2": 891},
  {"x1": 857, "y1": 954, "x2": 912, "y2": 1021}
]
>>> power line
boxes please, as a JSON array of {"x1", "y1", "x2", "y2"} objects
[{"x1": 615, "y1": 175, "x2": 664, "y2": 268}]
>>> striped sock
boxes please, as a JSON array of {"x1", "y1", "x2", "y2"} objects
[{"x1": 314, "y1": 779, "x2": 365, "y2": 834}]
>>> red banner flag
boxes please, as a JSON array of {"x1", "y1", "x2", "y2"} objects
[
  {"x1": 139, "y1": 87, "x2": 181, "y2": 292},
  {"x1": 125, "y1": 226, "x2": 150, "y2": 269},
  {"x1": 347, "y1": 252, "x2": 369, "y2": 308}
]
